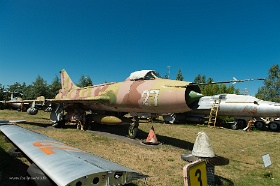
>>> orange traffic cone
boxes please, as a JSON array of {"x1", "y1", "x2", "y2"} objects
[{"x1": 142, "y1": 126, "x2": 160, "y2": 145}]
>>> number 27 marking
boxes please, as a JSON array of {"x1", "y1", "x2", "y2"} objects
[{"x1": 142, "y1": 90, "x2": 159, "y2": 106}]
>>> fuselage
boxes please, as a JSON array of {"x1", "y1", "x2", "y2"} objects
[
  {"x1": 189, "y1": 94, "x2": 280, "y2": 117},
  {"x1": 6, "y1": 97, "x2": 28, "y2": 110},
  {"x1": 55, "y1": 78, "x2": 202, "y2": 114}
]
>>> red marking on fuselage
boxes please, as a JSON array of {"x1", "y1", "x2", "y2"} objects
[{"x1": 243, "y1": 106, "x2": 257, "y2": 114}]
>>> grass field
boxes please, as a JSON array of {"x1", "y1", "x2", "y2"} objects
[{"x1": 0, "y1": 110, "x2": 279, "y2": 186}]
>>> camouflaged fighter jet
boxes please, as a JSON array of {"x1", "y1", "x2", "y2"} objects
[
  {"x1": 42, "y1": 69, "x2": 204, "y2": 138},
  {"x1": 5, "y1": 69, "x2": 263, "y2": 138}
]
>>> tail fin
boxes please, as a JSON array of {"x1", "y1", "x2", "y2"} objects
[{"x1": 60, "y1": 69, "x2": 78, "y2": 92}]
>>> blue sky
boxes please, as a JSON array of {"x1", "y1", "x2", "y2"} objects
[{"x1": 0, "y1": 0, "x2": 279, "y2": 96}]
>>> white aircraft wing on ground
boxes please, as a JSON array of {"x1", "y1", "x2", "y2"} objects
[{"x1": 0, "y1": 121, "x2": 147, "y2": 186}]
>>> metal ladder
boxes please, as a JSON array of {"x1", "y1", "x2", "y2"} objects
[{"x1": 208, "y1": 99, "x2": 221, "y2": 127}]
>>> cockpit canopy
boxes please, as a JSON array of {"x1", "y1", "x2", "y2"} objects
[{"x1": 128, "y1": 70, "x2": 158, "y2": 81}]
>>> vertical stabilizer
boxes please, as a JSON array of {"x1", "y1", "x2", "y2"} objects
[{"x1": 60, "y1": 69, "x2": 78, "y2": 92}]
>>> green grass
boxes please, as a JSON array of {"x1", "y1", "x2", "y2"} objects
[{"x1": 1, "y1": 109, "x2": 280, "y2": 185}]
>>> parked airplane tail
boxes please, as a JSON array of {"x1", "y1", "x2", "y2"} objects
[{"x1": 60, "y1": 69, "x2": 79, "y2": 92}]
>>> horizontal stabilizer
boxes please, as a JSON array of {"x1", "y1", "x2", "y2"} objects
[{"x1": 0, "y1": 123, "x2": 147, "y2": 186}]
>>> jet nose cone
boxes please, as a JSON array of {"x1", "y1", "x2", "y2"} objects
[{"x1": 186, "y1": 90, "x2": 203, "y2": 105}]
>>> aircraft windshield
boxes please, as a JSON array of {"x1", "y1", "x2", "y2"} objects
[
  {"x1": 219, "y1": 95, "x2": 226, "y2": 99},
  {"x1": 129, "y1": 70, "x2": 157, "y2": 81},
  {"x1": 144, "y1": 71, "x2": 157, "y2": 80}
]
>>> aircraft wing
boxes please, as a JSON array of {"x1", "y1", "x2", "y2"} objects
[
  {"x1": 0, "y1": 100, "x2": 34, "y2": 104},
  {"x1": 0, "y1": 96, "x2": 46, "y2": 104},
  {"x1": 0, "y1": 122, "x2": 147, "y2": 186},
  {"x1": 1, "y1": 95, "x2": 111, "y2": 107},
  {"x1": 2, "y1": 95, "x2": 111, "y2": 104}
]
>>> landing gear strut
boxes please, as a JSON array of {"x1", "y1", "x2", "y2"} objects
[
  {"x1": 52, "y1": 119, "x2": 66, "y2": 128},
  {"x1": 128, "y1": 116, "x2": 139, "y2": 139}
]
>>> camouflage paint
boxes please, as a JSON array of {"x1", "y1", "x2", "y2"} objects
[{"x1": 52, "y1": 69, "x2": 202, "y2": 114}]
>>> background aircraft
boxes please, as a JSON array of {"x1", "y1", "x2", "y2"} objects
[
  {"x1": 0, "y1": 91, "x2": 29, "y2": 111},
  {"x1": 3, "y1": 69, "x2": 263, "y2": 138},
  {"x1": 0, "y1": 94, "x2": 46, "y2": 114},
  {"x1": 171, "y1": 94, "x2": 280, "y2": 131}
]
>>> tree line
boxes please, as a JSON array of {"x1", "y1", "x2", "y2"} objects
[
  {"x1": 0, "y1": 64, "x2": 279, "y2": 102},
  {"x1": 190, "y1": 64, "x2": 279, "y2": 102},
  {"x1": 0, "y1": 74, "x2": 93, "y2": 101}
]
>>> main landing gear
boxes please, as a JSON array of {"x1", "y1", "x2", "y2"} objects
[{"x1": 128, "y1": 116, "x2": 139, "y2": 139}]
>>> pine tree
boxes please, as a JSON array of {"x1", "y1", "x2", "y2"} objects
[
  {"x1": 256, "y1": 64, "x2": 280, "y2": 102},
  {"x1": 176, "y1": 69, "x2": 184, "y2": 81}
]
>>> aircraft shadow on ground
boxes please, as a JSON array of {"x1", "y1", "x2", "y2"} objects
[
  {"x1": 87, "y1": 123, "x2": 194, "y2": 150},
  {"x1": 215, "y1": 175, "x2": 234, "y2": 186},
  {"x1": 0, "y1": 146, "x2": 29, "y2": 186},
  {"x1": 23, "y1": 121, "x2": 53, "y2": 128},
  {"x1": 23, "y1": 121, "x2": 194, "y2": 150}
]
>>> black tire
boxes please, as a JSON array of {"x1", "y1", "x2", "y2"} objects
[
  {"x1": 8, "y1": 147, "x2": 23, "y2": 158},
  {"x1": 254, "y1": 121, "x2": 266, "y2": 130},
  {"x1": 60, "y1": 120, "x2": 66, "y2": 128},
  {"x1": 237, "y1": 119, "x2": 247, "y2": 129},
  {"x1": 52, "y1": 120, "x2": 66, "y2": 128},
  {"x1": 84, "y1": 115, "x2": 94, "y2": 130},
  {"x1": 268, "y1": 122, "x2": 280, "y2": 132},
  {"x1": 128, "y1": 126, "x2": 138, "y2": 139}
]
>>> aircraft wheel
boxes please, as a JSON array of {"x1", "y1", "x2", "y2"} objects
[
  {"x1": 52, "y1": 122, "x2": 59, "y2": 128},
  {"x1": 52, "y1": 120, "x2": 66, "y2": 128},
  {"x1": 86, "y1": 122, "x2": 95, "y2": 131},
  {"x1": 238, "y1": 119, "x2": 247, "y2": 129},
  {"x1": 27, "y1": 107, "x2": 38, "y2": 115},
  {"x1": 268, "y1": 122, "x2": 280, "y2": 132},
  {"x1": 128, "y1": 126, "x2": 138, "y2": 139},
  {"x1": 254, "y1": 121, "x2": 266, "y2": 130},
  {"x1": 84, "y1": 115, "x2": 94, "y2": 130},
  {"x1": 60, "y1": 120, "x2": 66, "y2": 128}
]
